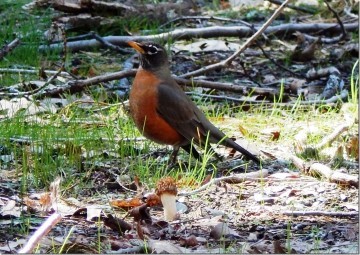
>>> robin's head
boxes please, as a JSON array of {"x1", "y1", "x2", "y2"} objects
[{"x1": 128, "y1": 41, "x2": 169, "y2": 71}]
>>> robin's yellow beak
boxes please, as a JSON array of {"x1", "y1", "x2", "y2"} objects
[{"x1": 128, "y1": 41, "x2": 145, "y2": 54}]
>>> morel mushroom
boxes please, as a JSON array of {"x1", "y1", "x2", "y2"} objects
[{"x1": 155, "y1": 177, "x2": 178, "y2": 221}]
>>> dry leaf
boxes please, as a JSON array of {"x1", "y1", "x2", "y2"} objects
[
  {"x1": 0, "y1": 200, "x2": 20, "y2": 217},
  {"x1": 129, "y1": 204, "x2": 152, "y2": 223},
  {"x1": 179, "y1": 235, "x2": 198, "y2": 247},
  {"x1": 145, "y1": 193, "x2": 161, "y2": 207},
  {"x1": 110, "y1": 197, "x2": 143, "y2": 209},
  {"x1": 103, "y1": 214, "x2": 132, "y2": 235}
]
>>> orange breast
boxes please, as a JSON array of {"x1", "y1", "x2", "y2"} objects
[{"x1": 129, "y1": 69, "x2": 184, "y2": 146}]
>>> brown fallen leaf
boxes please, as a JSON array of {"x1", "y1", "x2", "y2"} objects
[
  {"x1": 110, "y1": 197, "x2": 143, "y2": 210},
  {"x1": 144, "y1": 193, "x2": 161, "y2": 207},
  {"x1": 129, "y1": 203, "x2": 152, "y2": 223},
  {"x1": 179, "y1": 235, "x2": 198, "y2": 247},
  {"x1": 103, "y1": 214, "x2": 132, "y2": 235},
  {"x1": 291, "y1": 32, "x2": 320, "y2": 62}
]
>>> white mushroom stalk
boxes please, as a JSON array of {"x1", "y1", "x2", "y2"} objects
[
  {"x1": 156, "y1": 177, "x2": 178, "y2": 221},
  {"x1": 160, "y1": 192, "x2": 177, "y2": 221}
]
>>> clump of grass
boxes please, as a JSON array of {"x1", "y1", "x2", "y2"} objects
[{"x1": 350, "y1": 60, "x2": 359, "y2": 105}]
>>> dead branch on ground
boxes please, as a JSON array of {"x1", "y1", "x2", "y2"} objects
[
  {"x1": 315, "y1": 122, "x2": 354, "y2": 150},
  {"x1": 33, "y1": 69, "x2": 137, "y2": 99},
  {"x1": 29, "y1": 0, "x2": 195, "y2": 23},
  {"x1": 0, "y1": 38, "x2": 20, "y2": 60},
  {"x1": 18, "y1": 213, "x2": 62, "y2": 253},
  {"x1": 39, "y1": 22, "x2": 359, "y2": 53},
  {"x1": 290, "y1": 155, "x2": 358, "y2": 188}
]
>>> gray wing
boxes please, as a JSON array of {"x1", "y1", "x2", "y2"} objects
[{"x1": 156, "y1": 82, "x2": 225, "y2": 146}]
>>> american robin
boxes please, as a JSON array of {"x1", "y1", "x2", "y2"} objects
[{"x1": 128, "y1": 41, "x2": 260, "y2": 165}]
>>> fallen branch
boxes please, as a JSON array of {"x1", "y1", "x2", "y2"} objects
[
  {"x1": 0, "y1": 38, "x2": 20, "y2": 60},
  {"x1": 300, "y1": 89, "x2": 348, "y2": 105},
  {"x1": 282, "y1": 210, "x2": 358, "y2": 217},
  {"x1": 0, "y1": 68, "x2": 72, "y2": 78},
  {"x1": 39, "y1": 23, "x2": 359, "y2": 53},
  {"x1": 2, "y1": 65, "x2": 349, "y2": 104},
  {"x1": 315, "y1": 122, "x2": 353, "y2": 150},
  {"x1": 186, "y1": 92, "x2": 341, "y2": 109},
  {"x1": 174, "y1": 76, "x2": 278, "y2": 95},
  {"x1": 310, "y1": 163, "x2": 358, "y2": 188},
  {"x1": 178, "y1": 169, "x2": 269, "y2": 196},
  {"x1": 33, "y1": 69, "x2": 137, "y2": 99},
  {"x1": 18, "y1": 213, "x2": 62, "y2": 253},
  {"x1": 289, "y1": 155, "x2": 358, "y2": 188}
]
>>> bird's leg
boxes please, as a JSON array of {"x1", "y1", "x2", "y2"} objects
[
  {"x1": 181, "y1": 144, "x2": 201, "y2": 161},
  {"x1": 168, "y1": 145, "x2": 180, "y2": 167}
]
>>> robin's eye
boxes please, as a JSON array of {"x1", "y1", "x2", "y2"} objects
[{"x1": 146, "y1": 45, "x2": 161, "y2": 55}]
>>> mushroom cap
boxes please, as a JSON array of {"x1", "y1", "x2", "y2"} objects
[{"x1": 155, "y1": 177, "x2": 177, "y2": 196}]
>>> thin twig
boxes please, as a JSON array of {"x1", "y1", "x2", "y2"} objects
[
  {"x1": 324, "y1": 0, "x2": 347, "y2": 40},
  {"x1": 282, "y1": 210, "x2": 358, "y2": 217},
  {"x1": 159, "y1": 15, "x2": 254, "y2": 29},
  {"x1": 90, "y1": 32, "x2": 132, "y2": 54},
  {"x1": 254, "y1": 40, "x2": 305, "y2": 79},
  {"x1": 180, "y1": 0, "x2": 291, "y2": 78},
  {"x1": 174, "y1": 76, "x2": 276, "y2": 94},
  {"x1": 178, "y1": 169, "x2": 268, "y2": 196}
]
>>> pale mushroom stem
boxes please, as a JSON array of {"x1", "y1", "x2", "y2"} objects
[{"x1": 160, "y1": 193, "x2": 177, "y2": 221}]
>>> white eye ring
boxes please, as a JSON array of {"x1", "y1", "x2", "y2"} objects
[{"x1": 147, "y1": 45, "x2": 162, "y2": 55}]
